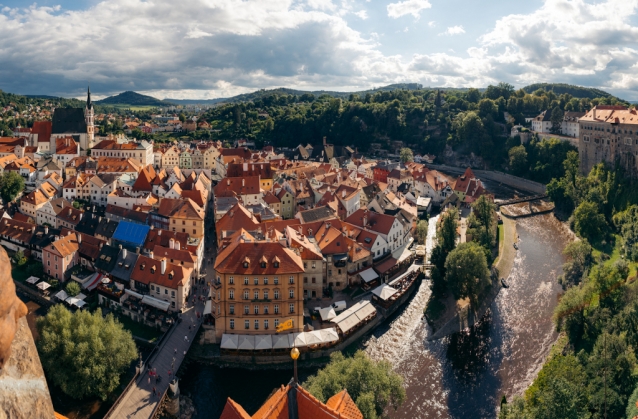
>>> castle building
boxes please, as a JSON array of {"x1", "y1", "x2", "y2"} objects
[
  {"x1": 48, "y1": 87, "x2": 95, "y2": 152},
  {"x1": 578, "y1": 105, "x2": 638, "y2": 176}
]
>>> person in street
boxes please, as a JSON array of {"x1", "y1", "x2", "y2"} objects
[{"x1": 152, "y1": 387, "x2": 156, "y2": 397}]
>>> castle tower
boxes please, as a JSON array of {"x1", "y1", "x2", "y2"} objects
[{"x1": 85, "y1": 86, "x2": 95, "y2": 149}]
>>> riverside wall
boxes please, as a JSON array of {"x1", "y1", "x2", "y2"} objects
[{"x1": 427, "y1": 164, "x2": 546, "y2": 195}]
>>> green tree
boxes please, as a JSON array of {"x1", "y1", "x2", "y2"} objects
[
  {"x1": 627, "y1": 385, "x2": 638, "y2": 419},
  {"x1": 37, "y1": 306, "x2": 137, "y2": 400},
  {"x1": 478, "y1": 98, "x2": 497, "y2": 118},
  {"x1": 525, "y1": 354, "x2": 590, "y2": 419},
  {"x1": 470, "y1": 195, "x2": 497, "y2": 250},
  {"x1": 550, "y1": 107, "x2": 564, "y2": 134},
  {"x1": 304, "y1": 351, "x2": 406, "y2": 419},
  {"x1": 613, "y1": 205, "x2": 638, "y2": 261},
  {"x1": 12, "y1": 249, "x2": 27, "y2": 267},
  {"x1": 508, "y1": 145, "x2": 528, "y2": 175},
  {"x1": 558, "y1": 240, "x2": 593, "y2": 289},
  {"x1": 399, "y1": 147, "x2": 413, "y2": 163},
  {"x1": 466, "y1": 88, "x2": 481, "y2": 103},
  {"x1": 573, "y1": 201, "x2": 607, "y2": 242},
  {"x1": 415, "y1": 220, "x2": 428, "y2": 245},
  {"x1": 65, "y1": 281, "x2": 81, "y2": 297},
  {"x1": 444, "y1": 242, "x2": 491, "y2": 309},
  {"x1": 438, "y1": 208, "x2": 459, "y2": 253},
  {"x1": 0, "y1": 171, "x2": 25, "y2": 203}
]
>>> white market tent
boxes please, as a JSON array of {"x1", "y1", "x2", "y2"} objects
[
  {"x1": 36, "y1": 281, "x2": 51, "y2": 290},
  {"x1": 331, "y1": 301, "x2": 377, "y2": 334},
  {"x1": 319, "y1": 328, "x2": 339, "y2": 344},
  {"x1": 75, "y1": 300, "x2": 87, "y2": 308},
  {"x1": 290, "y1": 332, "x2": 308, "y2": 348},
  {"x1": 372, "y1": 284, "x2": 398, "y2": 300},
  {"x1": 359, "y1": 268, "x2": 379, "y2": 283},
  {"x1": 304, "y1": 330, "x2": 323, "y2": 346},
  {"x1": 141, "y1": 295, "x2": 170, "y2": 311},
  {"x1": 54, "y1": 290, "x2": 68, "y2": 301},
  {"x1": 203, "y1": 300, "x2": 212, "y2": 315},
  {"x1": 318, "y1": 306, "x2": 337, "y2": 321},
  {"x1": 76, "y1": 293, "x2": 87, "y2": 301},
  {"x1": 26, "y1": 276, "x2": 40, "y2": 284},
  {"x1": 272, "y1": 334, "x2": 291, "y2": 349},
  {"x1": 254, "y1": 335, "x2": 273, "y2": 350},
  {"x1": 221, "y1": 334, "x2": 239, "y2": 350},
  {"x1": 237, "y1": 335, "x2": 255, "y2": 350}
]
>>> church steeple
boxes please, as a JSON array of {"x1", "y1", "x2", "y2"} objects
[{"x1": 87, "y1": 85, "x2": 93, "y2": 110}]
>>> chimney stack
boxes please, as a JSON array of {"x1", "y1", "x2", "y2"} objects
[
  {"x1": 169, "y1": 238, "x2": 175, "y2": 249},
  {"x1": 77, "y1": 234, "x2": 81, "y2": 244},
  {"x1": 136, "y1": 247, "x2": 140, "y2": 254},
  {"x1": 242, "y1": 178, "x2": 245, "y2": 187},
  {"x1": 175, "y1": 241, "x2": 180, "y2": 251},
  {"x1": 122, "y1": 248, "x2": 127, "y2": 258},
  {"x1": 158, "y1": 229, "x2": 162, "y2": 236},
  {"x1": 148, "y1": 250, "x2": 153, "y2": 259},
  {"x1": 161, "y1": 258, "x2": 167, "y2": 275},
  {"x1": 44, "y1": 226, "x2": 49, "y2": 234}
]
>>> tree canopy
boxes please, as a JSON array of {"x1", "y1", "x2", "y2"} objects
[
  {"x1": 0, "y1": 171, "x2": 25, "y2": 203},
  {"x1": 304, "y1": 351, "x2": 406, "y2": 419},
  {"x1": 444, "y1": 241, "x2": 491, "y2": 309},
  {"x1": 37, "y1": 305, "x2": 137, "y2": 400},
  {"x1": 415, "y1": 220, "x2": 428, "y2": 245}
]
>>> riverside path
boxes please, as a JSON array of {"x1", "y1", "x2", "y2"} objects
[{"x1": 106, "y1": 289, "x2": 206, "y2": 419}]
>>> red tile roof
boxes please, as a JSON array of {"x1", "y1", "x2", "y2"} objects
[
  {"x1": 32, "y1": 121, "x2": 52, "y2": 144},
  {"x1": 214, "y1": 240, "x2": 303, "y2": 275}
]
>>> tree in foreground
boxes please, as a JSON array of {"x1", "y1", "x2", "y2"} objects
[
  {"x1": 572, "y1": 201, "x2": 607, "y2": 243},
  {"x1": 415, "y1": 220, "x2": 428, "y2": 245},
  {"x1": 399, "y1": 147, "x2": 413, "y2": 163},
  {"x1": 0, "y1": 171, "x2": 25, "y2": 203},
  {"x1": 627, "y1": 385, "x2": 638, "y2": 419},
  {"x1": 37, "y1": 305, "x2": 137, "y2": 400},
  {"x1": 444, "y1": 242, "x2": 490, "y2": 310},
  {"x1": 304, "y1": 351, "x2": 406, "y2": 419}
]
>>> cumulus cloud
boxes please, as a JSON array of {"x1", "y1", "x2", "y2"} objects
[
  {"x1": 354, "y1": 10, "x2": 368, "y2": 19},
  {"x1": 439, "y1": 25, "x2": 465, "y2": 36},
  {"x1": 2, "y1": 0, "x2": 638, "y2": 100},
  {"x1": 386, "y1": 0, "x2": 431, "y2": 19}
]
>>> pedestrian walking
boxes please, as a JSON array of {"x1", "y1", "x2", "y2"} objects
[
  {"x1": 148, "y1": 376, "x2": 151, "y2": 384},
  {"x1": 174, "y1": 348, "x2": 177, "y2": 355},
  {"x1": 184, "y1": 335, "x2": 188, "y2": 341},
  {"x1": 189, "y1": 325, "x2": 191, "y2": 332},
  {"x1": 152, "y1": 387, "x2": 156, "y2": 397},
  {"x1": 184, "y1": 350, "x2": 187, "y2": 356}
]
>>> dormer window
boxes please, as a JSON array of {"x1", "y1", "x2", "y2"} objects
[
  {"x1": 168, "y1": 271, "x2": 174, "y2": 280},
  {"x1": 140, "y1": 263, "x2": 145, "y2": 270},
  {"x1": 150, "y1": 266, "x2": 156, "y2": 274},
  {"x1": 243, "y1": 262, "x2": 249, "y2": 268}
]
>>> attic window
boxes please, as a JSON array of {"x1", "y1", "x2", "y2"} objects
[
  {"x1": 168, "y1": 271, "x2": 174, "y2": 280},
  {"x1": 364, "y1": 237, "x2": 371, "y2": 243},
  {"x1": 140, "y1": 263, "x2": 145, "y2": 270}
]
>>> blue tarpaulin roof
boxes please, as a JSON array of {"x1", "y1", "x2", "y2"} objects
[{"x1": 112, "y1": 221, "x2": 150, "y2": 247}]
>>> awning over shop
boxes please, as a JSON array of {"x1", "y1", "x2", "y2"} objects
[
  {"x1": 272, "y1": 334, "x2": 291, "y2": 349},
  {"x1": 397, "y1": 247, "x2": 412, "y2": 263},
  {"x1": 237, "y1": 335, "x2": 255, "y2": 350},
  {"x1": 359, "y1": 268, "x2": 379, "y2": 283},
  {"x1": 203, "y1": 300, "x2": 212, "y2": 315},
  {"x1": 319, "y1": 328, "x2": 339, "y2": 344},
  {"x1": 221, "y1": 334, "x2": 239, "y2": 350},
  {"x1": 125, "y1": 289, "x2": 144, "y2": 299},
  {"x1": 254, "y1": 335, "x2": 273, "y2": 350},
  {"x1": 372, "y1": 284, "x2": 398, "y2": 300},
  {"x1": 83, "y1": 273, "x2": 104, "y2": 291},
  {"x1": 318, "y1": 306, "x2": 336, "y2": 321},
  {"x1": 141, "y1": 295, "x2": 170, "y2": 311},
  {"x1": 290, "y1": 333, "x2": 308, "y2": 348},
  {"x1": 26, "y1": 276, "x2": 39, "y2": 284}
]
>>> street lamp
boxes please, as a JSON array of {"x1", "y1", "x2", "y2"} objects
[{"x1": 290, "y1": 347, "x2": 300, "y2": 384}]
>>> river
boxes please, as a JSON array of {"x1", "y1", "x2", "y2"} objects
[{"x1": 179, "y1": 212, "x2": 572, "y2": 418}]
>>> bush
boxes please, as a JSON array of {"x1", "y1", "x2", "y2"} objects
[{"x1": 65, "y1": 281, "x2": 81, "y2": 297}]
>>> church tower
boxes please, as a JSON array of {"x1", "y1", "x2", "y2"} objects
[{"x1": 85, "y1": 86, "x2": 95, "y2": 149}]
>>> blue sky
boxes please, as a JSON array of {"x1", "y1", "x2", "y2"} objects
[{"x1": 1, "y1": 0, "x2": 638, "y2": 100}]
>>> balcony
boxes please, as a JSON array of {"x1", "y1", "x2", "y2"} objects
[{"x1": 251, "y1": 298, "x2": 272, "y2": 303}]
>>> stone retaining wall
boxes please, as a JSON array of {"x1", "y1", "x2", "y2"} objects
[{"x1": 427, "y1": 164, "x2": 546, "y2": 194}]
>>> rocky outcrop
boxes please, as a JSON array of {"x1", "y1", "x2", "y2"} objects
[{"x1": 0, "y1": 318, "x2": 56, "y2": 419}]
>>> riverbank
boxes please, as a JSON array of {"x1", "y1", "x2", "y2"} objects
[{"x1": 426, "y1": 212, "x2": 517, "y2": 340}]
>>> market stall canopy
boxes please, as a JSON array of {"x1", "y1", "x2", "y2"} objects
[
  {"x1": 203, "y1": 300, "x2": 212, "y2": 315},
  {"x1": 76, "y1": 293, "x2": 87, "y2": 301},
  {"x1": 389, "y1": 264, "x2": 420, "y2": 287},
  {"x1": 290, "y1": 333, "x2": 308, "y2": 348},
  {"x1": 237, "y1": 335, "x2": 255, "y2": 350},
  {"x1": 272, "y1": 334, "x2": 291, "y2": 349},
  {"x1": 26, "y1": 276, "x2": 40, "y2": 284},
  {"x1": 254, "y1": 335, "x2": 273, "y2": 350},
  {"x1": 319, "y1": 328, "x2": 339, "y2": 344},
  {"x1": 318, "y1": 307, "x2": 336, "y2": 321},
  {"x1": 220, "y1": 334, "x2": 239, "y2": 350},
  {"x1": 358, "y1": 268, "x2": 379, "y2": 283},
  {"x1": 36, "y1": 281, "x2": 51, "y2": 290},
  {"x1": 54, "y1": 290, "x2": 68, "y2": 301},
  {"x1": 125, "y1": 289, "x2": 144, "y2": 299},
  {"x1": 331, "y1": 301, "x2": 377, "y2": 334},
  {"x1": 372, "y1": 284, "x2": 398, "y2": 300},
  {"x1": 75, "y1": 300, "x2": 87, "y2": 308},
  {"x1": 141, "y1": 295, "x2": 170, "y2": 311},
  {"x1": 304, "y1": 330, "x2": 323, "y2": 346},
  {"x1": 83, "y1": 273, "x2": 104, "y2": 291}
]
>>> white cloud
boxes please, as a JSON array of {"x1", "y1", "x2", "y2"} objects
[
  {"x1": 387, "y1": 0, "x2": 431, "y2": 19},
  {"x1": 428, "y1": 20, "x2": 436, "y2": 28},
  {"x1": 354, "y1": 10, "x2": 368, "y2": 19},
  {"x1": 439, "y1": 25, "x2": 465, "y2": 36}
]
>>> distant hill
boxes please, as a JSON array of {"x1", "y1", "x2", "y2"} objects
[
  {"x1": 96, "y1": 91, "x2": 172, "y2": 107},
  {"x1": 521, "y1": 83, "x2": 617, "y2": 100}
]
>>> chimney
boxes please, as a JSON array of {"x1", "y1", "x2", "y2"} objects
[
  {"x1": 342, "y1": 190, "x2": 346, "y2": 198},
  {"x1": 158, "y1": 229, "x2": 162, "y2": 236},
  {"x1": 99, "y1": 216, "x2": 102, "y2": 222},
  {"x1": 122, "y1": 248, "x2": 127, "y2": 258},
  {"x1": 68, "y1": 209, "x2": 72, "y2": 216},
  {"x1": 175, "y1": 241, "x2": 180, "y2": 251},
  {"x1": 169, "y1": 238, "x2": 175, "y2": 249},
  {"x1": 77, "y1": 234, "x2": 82, "y2": 244},
  {"x1": 363, "y1": 215, "x2": 367, "y2": 226},
  {"x1": 227, "y1": 179, "x2": 230, "y2": 186},
  {"x1": 150, "y1": 224, "x2": 154, "y2": 230},
  {"x1": 593, "y1": 107, "x2": 596, "y2": 120},
  {"x1": 136, "y1": 247, "x2": 140, "y2": 254},
  {"x1": 44, "y1": 226, "x2": 49, "y2": 234},
  {"x1": 148, "y1": 250, "x2": 152, "y2": 258},
  {"x1": 242, "y1": 178, "x2": 245, "y2": 187},
  {"x1": 161, "y1": 258, "x2": 166, "y2": 275},
  {"x1": 243, "y1": 162, "x2": 248, "y2": 171},
  {"x1": 119, "y1": 244, "x2": 123, "y2": 250}
]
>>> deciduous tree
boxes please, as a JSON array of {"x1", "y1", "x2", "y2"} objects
[
  {"x1": 415, "y1": 220, "x2": 428, "y2": 245},
  {"x1": 444, "y1": 242, "x2": 490, "y2": 309},
  {"x1": 0, "y1": 171, "x2": 25, "y2": 203}
]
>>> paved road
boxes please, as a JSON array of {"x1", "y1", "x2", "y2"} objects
[{"x1": 107, "y1": 283, "x2": 207, "y2": 419}]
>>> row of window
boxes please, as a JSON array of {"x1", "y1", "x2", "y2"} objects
[
  {"x1": 229, "y1": 304, "x2": 290, "y2": 315},
  {"x1": 230, "y1": 318, "x2": 286, "y2": 330},
  {"x1": 583, "y1": 125, "x2": 635, "y2": 134},
  {"x1": 226, "y1": 276, "x2": 295, "y2": 285},
  {"x1": 227, "y1": 289, "x2": 295, "y2": 300}
]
